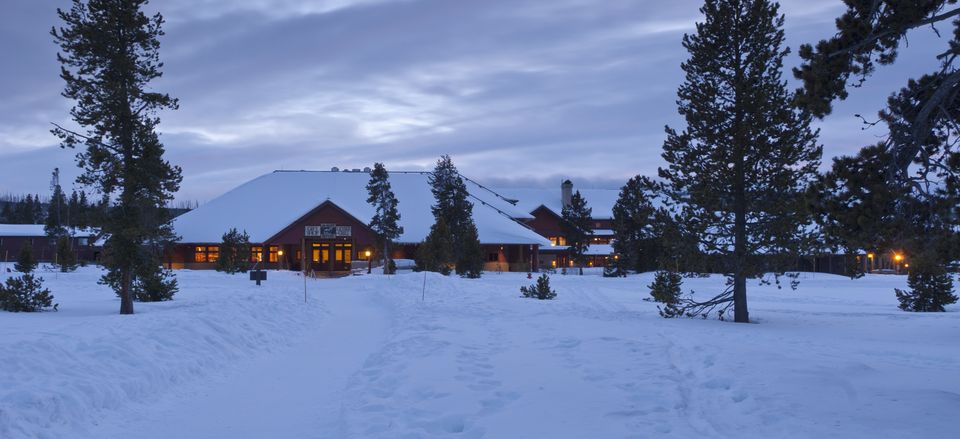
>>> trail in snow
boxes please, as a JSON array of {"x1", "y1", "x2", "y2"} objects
[{"x1": 89, "y1": 283, "x2": 392, "y2": 439}]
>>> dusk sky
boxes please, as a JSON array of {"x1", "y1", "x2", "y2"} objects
[{"x1": 0, "y1": 0, "x2": 946, "y2": 203}]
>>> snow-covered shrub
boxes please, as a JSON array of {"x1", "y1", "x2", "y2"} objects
[
  {"x1": 0, "y1": 273, "x2": 55, "y2": 312},
  {"x1": 603, "y1": 264, "x2": 626, "y2": 278},
  {"x1": 649, "y1": 270, "x2": 683, "y2": 317},
  {"x1": 895, "y1": 264, "x2": 958, "y2": 312},
  {"x1": 521, "y1": 274, "x2": 556, "y2": 300}
]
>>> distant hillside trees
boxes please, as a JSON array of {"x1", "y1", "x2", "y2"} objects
[
  {"x1": 53, "y1": 0, "x2": 182, "y2": 314},
  {"x1": 0, "y1": 194, "x2": 45, "y2": 224},
  {"x1": 561, "y1": 191, "x2": 592, "y2": 275},
  {"x1": 366, "y1": 163, "x2": 403, "y2": 274},
  {"x1": 658, "y1": 0, "x2": 822, "y2": 322}
]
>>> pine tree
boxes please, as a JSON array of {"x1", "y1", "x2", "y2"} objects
[
  {"x1": 895, "y1": 262, "x2": 958, "y2": 312},
  {"x1": 457, "y1": 223, "x2": 484, "y2": 278},
  {"x1": 521, "y1": 274, "x2": 557, "y2": 300},
  {"x1": 55, "y1": 236, "x2": 78, "y2": 273},
  {"x1": 658, "y1": 0, "x2": 822, "y2": 322},
  {"x1": 76, "y1": 191, "x2": 89, "y2": 229},
  {"x1": 366, "y1": 163, "x2": 403, "y2": 274},
  {"x1": 1, "y1": 202, "x2": 12, "y2": 223},
  {"x1": 215, "y1": 228, "x2": 251, "y2": 274},
  {"x1": 45, "y1": 172, "x2": 68, "y2": 240},
  {"x1": 52, "y1": 0, "x2": 182, "y2": 314},
  {"x1": 0, "y1": 273, "x2": 55, "y2": 312},
  {"x1": 612, "y1": 176, "x2": 657, "y2": 273},
  {"x1": 561, "y1": 191, "x2": 593, "y2": 275},
  {"x1": 67, "y1": 190, "x2": 80, "y2": 229},
  {"x1": 415, "y1": 217, "x2": 453, "y2": 275},
  {"x1": 15, "y1": 242, "x2": 38, "y2": 274},
  {"x1": 427, "y1": 155, "x2": 483, "y2": 277},
  {"x1": 649, "y1": 270, "x2": 684, "y2": 318}
]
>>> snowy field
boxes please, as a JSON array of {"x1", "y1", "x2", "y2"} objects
[{"x1": 1, "y1": 264, "x2": 958, "y2": 438}]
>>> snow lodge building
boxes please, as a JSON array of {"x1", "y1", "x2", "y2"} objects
[
  {"x1": 169, "y1": 170, "x2": 552, "y2": 273},
  {"x1": 0, "y1": 224, "x2": 101, "y2": 263}
]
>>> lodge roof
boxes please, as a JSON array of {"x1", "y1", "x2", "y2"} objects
[
  {"x1": 172, "y1": 170, "x2": 550, "y2": 245},
  {"x1": 0, "y1": 224, "x2": 98, "y2": 238},
  {"x1": 491, "y1": 187, "x2": 622, "y2": 220}
]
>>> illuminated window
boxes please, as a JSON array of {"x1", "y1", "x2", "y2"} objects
[
  {"x1": 268, "y1": 246, "x2": 279, "y2": 262},
  {"x1": 250, "y1": 246, "x2": 263, "y2": 262},
  {"x1": 343, "y1": 244, "x2": 352, "y2": 263},
  {"x1": 194, "y1": 245, "x2": 219, "y2": 263},
  {"x1": 549, "y1": 236, "x2": 567, "y2": 246}
]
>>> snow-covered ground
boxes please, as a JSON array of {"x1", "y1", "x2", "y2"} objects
[{"x1": 1, "y1": 264, "x2": 958, "y2": 438}]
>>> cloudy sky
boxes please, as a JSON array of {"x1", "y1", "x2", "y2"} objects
[{"x1": 0, "y1": 0, "x2": 946, "y2": 203}]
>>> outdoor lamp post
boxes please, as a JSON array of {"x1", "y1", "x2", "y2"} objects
[
  {"x1": 365, "y1": 249, "x2": 372, "y2": 274},
  {"x1": 894, "y1": 253, "x2": 904, "y2": 273},
  {"x1": 867, "y1": 252, "x2": 874, "y2": 272}
]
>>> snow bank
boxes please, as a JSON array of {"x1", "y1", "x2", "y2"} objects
[{"x1": 0, "y1": 264, "x2": 324, "y2": 439}]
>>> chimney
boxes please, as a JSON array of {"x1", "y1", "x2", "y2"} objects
[{"x1": 561, "y1": 179, "x2": 573, "y2": 208}]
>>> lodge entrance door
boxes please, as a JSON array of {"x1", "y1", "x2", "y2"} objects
[{"x1": 308, "y1": 241, "x2": 353, "y2": 271}]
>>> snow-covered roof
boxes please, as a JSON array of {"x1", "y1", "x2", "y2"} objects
[
  {"x1": 173, "y1": 171, "x2": 548, "y2": 246},
  {"x1": 492, "y1": 187, "x2": 622, "y2": 220},
  {"x1": 0, "y1": 224, "x2": 98, "y2": 238}
]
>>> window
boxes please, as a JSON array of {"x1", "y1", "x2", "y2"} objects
[
  {"x1": 194, "y1": 246, "x2": 219, "y2": 263},
  {"x1": 250, "y1": 246, "x2": 263, "y2": 262},
  {"x1": 549, "y1": 236, "x2": 566, "y2": 246},
  {"x1": 268, "y1": 246, "x2": 279, "y2": 262}
]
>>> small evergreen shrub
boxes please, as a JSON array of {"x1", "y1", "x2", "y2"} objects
[
  {"x1": 456, "y1": 224, "x2": 484, "y2": 278},
  {"x1": 385, "y1": 258, "x2": 397, "y2": 275},
  {"x1": 15, "y1": 242, "x2": 37, "y2": 273},
  {"x1": 216, "y1": 228, "x2": 251, "y2": 274},
  {"x1": 521, "y1": 274, "x2": 557, "y2": 300},
  {"x1": 603, "y1": 264, "x2": 626, "y2": 278},
  {"x1": 649, "y1": 270, "x2": 683, "y2": 318},
  {"x1": 895, "y1": 264, "x2": 958, "y2": 312},
  {"x1": 0, "y1": 273, "x2": 56, "y2": 312}
]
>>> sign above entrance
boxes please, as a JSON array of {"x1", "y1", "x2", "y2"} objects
[{"x1": 305, "y1": 224, "x2": 351, "y2": 238}]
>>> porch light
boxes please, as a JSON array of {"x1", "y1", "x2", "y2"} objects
[{"x1": 278, "y1": 250, "x2": 284, "y2": 256}]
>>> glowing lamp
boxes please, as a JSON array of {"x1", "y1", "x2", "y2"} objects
[
  {"x1": 277, "y1": 250, "x2": 284, "y2": 256},
  {"x1": 365, "y1": 250, "x2": 371, "y2": 258},
  {"x1": 867, "y1": 253, "x2": 874, "y2": 259},
  {"x1": 894, "y1": 254, "x2": 903, "y2": 262}
]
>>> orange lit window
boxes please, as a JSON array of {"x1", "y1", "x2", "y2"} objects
[
  {"x1": 549, "y1": 236, "x2": 567, "y2": 246},
  {"x1": 250, "y1": 246, "x2": 263, "y2": 263},
  {"x1": 268, "y1": 246, "x2": 279, "y2": 262},
  {"x1": 194, "y1": 246, "x2": 219, "y2": 263}
]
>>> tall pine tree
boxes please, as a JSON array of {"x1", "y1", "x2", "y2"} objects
[
  {"x1": 612, "y1": 176, "x2": 658, "y2": 273},
  {"x1": 427, "y1": 155, "x2": 483, "y2": 277},
  {"x1": 561, "y1": 191, "x2": 593, "y2": 275},
  {"x1": 659, "y1": 0, "x2": 821, "y2": 322},
  {"x1": 52, "y1": 0, "x2": 182, "y2": 314},
  {"x1": 366, "y1": 163, "x2": 403, "y2": 274}
]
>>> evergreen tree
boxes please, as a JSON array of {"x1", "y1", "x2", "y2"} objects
[
  {"x1": 67, "y1": 190, "x2": 81, "y2": 229},
  {"x1": 521, "y1": 273, "x2": 557, "y2": 300},
  {"x1": 415, "y1": 217, "x2": 453, "y2": 275},
  {"x1": 366, "y1": 163, "x2": 403, "y2": 274},
  {"x1": 649, "y1": 270, "x2": 684, "y2": 318},
  {"x1": 215, "y1": 228, "x2": 251, "y2": 274},
  {"x1": 76, "y1": 191, "x2": 90, "y2": 229},
  {"x1": 658, "y1": 0, "x2": 822, "y2": 322},
  {"x1": 52, "y1": 0, "x2": 183, "y2": 314},
  {"x1": 457, "y1": 223, "x2": 484, "y2": 278},
  {"x1": 32, "y1": 195, "x2": 45, "y2": 224},
  {"x1": 45, "y1": 172, "x2": 68, "y2": 240},
  {"x1": 561, "y1": 190, "x2": 593, "y2": 275},
  {"x1": 1, "y1": 202, "x2": 12, "y2": 223},
  {"x1": 15, "y1": 242, "x2": 38, "y2": 274},
  {"x1": 427, "y1": 155, "x2": 483, "y2": 277},
  {"x1": 102, "y1": 261, "x2": 178, "y2": 302},
  {"x1": 55, "y1": 236, "x2": 78, "y2": 272},
  {"x1": 895, "y1": 260, "x2": 958, "y2": 312},
  {"x1": 0, "y1": 273, "x2": 55, "y2": 312},
  {"x1": 612, "y1": 176, "x2": 657, "y2": 273}
]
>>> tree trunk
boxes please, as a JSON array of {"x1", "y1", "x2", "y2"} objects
[
  {"x1": 119, "y1": 266, "x2": 134, "y2": 315},
  {"x1": 382, "y1": 242, "x2": 389, "y2": 275},
  {"x1": 732, "y1": 30, "x2": 749, "y2": 324}
]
